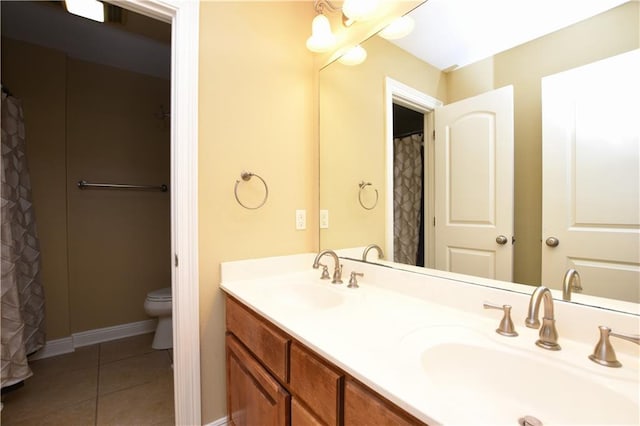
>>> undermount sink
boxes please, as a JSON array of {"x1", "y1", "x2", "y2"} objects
[
  {"x1": 269, "y1": 282, "x2": 346, "y2": 311},
  {"x1": 401, "y1": 325, "x2": 639, "y2": 425}
]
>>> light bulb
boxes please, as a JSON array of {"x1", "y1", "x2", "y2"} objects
[
  {"x1": 306, "y1": 14, "x2": 336, "y2": 53},
  {"x1": 343, "y1": 0, "x2": 379, "y2": 21},
  {"x1": 378, "y1": 16, "x2": 415, "y2": 40},
  {"x1": 64, "y1": 0, "x2": 105, "y2": 22},
  {"x1": 338, "y1": 45, "x2": 367, "y2": 66}
]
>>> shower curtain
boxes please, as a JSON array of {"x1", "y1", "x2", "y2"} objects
[
  {"x1": 1, "y1": 91, "x2": 46, "y2": 388},
  {"x1": 393, "y1": 133, "x2": 424, "y2": 265}
]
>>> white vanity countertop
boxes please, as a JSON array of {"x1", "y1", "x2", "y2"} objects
[{"x1": 220, "y1": 253, "x2": 640, "y2": 425}]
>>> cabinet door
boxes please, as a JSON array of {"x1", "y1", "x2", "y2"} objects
[
  {"x1": 226, "y1": 297, "x2": 290, "y2": 383},
  {"x1": 344, "y1": 377, "x2": 427, "y2": 426},
  {"x1": 226, "y1": 334, "x2": 290, "y2": 426},
  {"x1": 291, "y1": 397, "x2": 323, "y2": 426},
  {"x1": 290, "y1": 342, "x2": 343, "y2": 425}
]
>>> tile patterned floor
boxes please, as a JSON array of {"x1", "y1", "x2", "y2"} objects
[{"x1": 1, "y1": 333, "x2": 174, "y2": 426}]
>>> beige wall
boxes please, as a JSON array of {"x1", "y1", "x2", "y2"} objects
[
  {"x1": 66, "y1": 58, "x2": 170, "y2": 332},
  {"x1": 447, "y1": 1, "x2": 639, "y2": 285},
  {"x1": 198, "y1": 2, "x2": 317, "y2": 422},
  {"x1": 319, "y1": 36, "x2": 445, "y2": 251},
  {"x1": 1, "y1": 38, "x2": 171, "y2": 337}
]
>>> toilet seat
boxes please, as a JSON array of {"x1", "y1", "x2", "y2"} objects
[{"x1": 147, "y1": 287, "x2": 171, "y2": 302}]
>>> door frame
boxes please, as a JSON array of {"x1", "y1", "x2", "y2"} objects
[
  {"x1": 384, "y1": 77, "x2": 442, "y2": 265},
  {"x1": 111, "y1": 1, "x2": 200, "y2": 424}
]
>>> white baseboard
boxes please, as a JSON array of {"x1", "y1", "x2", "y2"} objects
[
  {"x1": 28, "y1": 319, "x2": 158, "y2": 361},
  {"x1": 204, "y1": 416, "x2": 228, "y2": 426},
  {"x1": 28, "y1": 336, "x2": 74, "y2": 360},
  {"x1": 73, "y1": 319, "x2": 157, "y2": 348}
]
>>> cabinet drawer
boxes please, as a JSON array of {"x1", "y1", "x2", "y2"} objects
[
  {"x1": 344, "y1": 377, "x2": 428, "y2": 425},
  {"x1": 290, "y1": 342, "x2": 343, "y2": 425},
  {"x1": 226, "y1": 334, "x2": 290, "y2": 426},
  {"x1": 291, "y1": 398, "x2": 323, "y2": 426},
  {"x1": 226, "y1": 297, "x2": 290, "y2": 383}
]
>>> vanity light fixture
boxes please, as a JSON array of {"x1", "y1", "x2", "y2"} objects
[
  {"x1": 306, "y1": 3, "x2": 337, "y2": 52},
  {"x1": 378, "y1": 15, "x2": 415, "y2": 40},
  {"x1": 307, "y1": 0, "x2": 378, "y2": 53},
  {"x1": 338, "y1": 45, "x2": 367, "y2": 66},
  {"x1": 64, "y1": 0, "x2": 105, "y2": 22}
]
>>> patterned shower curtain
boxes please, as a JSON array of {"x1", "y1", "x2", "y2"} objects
[
  {"x1": 393, "y1": 133, "x2": 423, "y2": 265},
  {"x1": 1, "y1": 91, "x2": 46, "y2": 388}
]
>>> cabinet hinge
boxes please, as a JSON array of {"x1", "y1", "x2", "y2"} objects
[{"x1": 175, "y1": 254, "x2": 179, "y2": 267}]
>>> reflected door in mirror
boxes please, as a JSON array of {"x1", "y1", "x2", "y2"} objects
[
  {"x1": 434, "y1": 85, "x2": 514, "y2": 281},
  {"x1": 542, "y1": 49, "x2": 640, "y2": 304}
]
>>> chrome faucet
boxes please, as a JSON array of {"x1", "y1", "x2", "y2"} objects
[
  {"x1": 562, "y1": 269, "x2": 582, "y2": 301},
  {"x1": 525, "y1": 286, "x2": 561, "y2": 350},
  {"x1": 362, "y1": 244, "x2": 384, "y2": 262},
  {"x1": 589, "y1": 325, "x2": 640, "y2": 368},
  {"x1": 312, "y1": 249, "x2": 343, "y2": 284}
]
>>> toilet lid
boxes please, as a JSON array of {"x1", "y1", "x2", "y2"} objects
[{"x1": 147, "y1": 287, "x2": 172, "y2": 302}]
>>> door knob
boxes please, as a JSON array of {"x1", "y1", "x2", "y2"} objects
[
  {"x1": 496, "y1": 235, "x2": 508, "y2": 245},
  {"x1": 545, "y1": 237, "x2": 559, "y2": 247}
]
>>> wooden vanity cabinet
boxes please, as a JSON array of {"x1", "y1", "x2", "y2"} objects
[
  {"x1": 226, "y1": 295, "x2": 290, "y2": 383},
  {"x1": 291, "y1": 397, "x2": 324, "y2": 426},
  {"x1": 225, "y1": 296, "x2": 429, "y2": 426},
  {"x1": 290, "y1": 342, "x2": 343, "y2": 425},
  {"x1": 226, "y1": 334, "x2": 290, "y2": 426},
  {"x1": 344, "y1": 377, "x2": 426, "y2": 426}
]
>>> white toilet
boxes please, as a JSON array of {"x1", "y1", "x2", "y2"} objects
[{"x1": 144, "y1": 287, "x2": 173, "y2": 349}]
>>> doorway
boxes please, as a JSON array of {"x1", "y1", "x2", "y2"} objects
[
  {"x1": 392, "y1": 103, "x2": 426, "y2": 266},
  {"x1": 1, "y1": 1, "x2": 200, "y2": 424},
  {"x1": 384, "y1": 77, "x2": 442, "y2": 269}
]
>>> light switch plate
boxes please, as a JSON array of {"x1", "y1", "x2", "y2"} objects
[
  {"x1": 295, "y1": 209, "x2": 306, "y2": 230},
  {"x1": 320, "y1": 209, "x2": 329, "y2": 229}
]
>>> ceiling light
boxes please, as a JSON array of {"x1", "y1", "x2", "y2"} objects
[
  {"x1": 64, "y1": 0, "x2": 105, "y2": 23},
  {"x1": 378, "y1": 16, "x2": 415, "y2": 40},
  {"x1": 343, "y1": 0, "x2": 379, "y2": 21},
  {"x1": 338, "y1": 45, "x2": 367, "y2": 66},
  {"x1": 306, "y1": 12, "x2": 336, "y2": 52}
]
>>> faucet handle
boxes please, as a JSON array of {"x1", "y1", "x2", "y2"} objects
[
  {"x1": 348, "y1": 271, "x2": 363, "y2": 288},
  {"x1": 318, "y1": 263, "x2": 330, "y2": 280},
  {"x1": 483, "y1": 302, "x2": 518, "y2": 337},
  {"x1": 589, "y1": 325, "x2": 640, "y2": 368}
]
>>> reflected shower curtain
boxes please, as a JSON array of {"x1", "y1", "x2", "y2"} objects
[
  {"x1": 1, "y1": 91, "x2": 46, "y2": 388},
  {"x1": 393, "y1": 133, "x2": 423, "y2": 265}
]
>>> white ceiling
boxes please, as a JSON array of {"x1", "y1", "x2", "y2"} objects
[{"x1": 390, "y1": 0, "x2": 631, "y2": 71}]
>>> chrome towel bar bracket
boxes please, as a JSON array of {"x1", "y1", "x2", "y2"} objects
[
  {"x1": 234, "y1": 171, "x2": 269, "y2": 209},
  {"x1": 358, "y1": 181, "x2": 378, "y2": 210}
]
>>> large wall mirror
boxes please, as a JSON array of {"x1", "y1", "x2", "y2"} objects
[{"x1": 319, "y1": 0, "x2": 639, "y2": 314}]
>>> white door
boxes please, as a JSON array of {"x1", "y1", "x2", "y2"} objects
[
  {"x1": 541, "y1": 49, "x2": 640, "y2": 303},
  {"x1": 434, "y1": 86, "x2": 514, "y2": 281}
]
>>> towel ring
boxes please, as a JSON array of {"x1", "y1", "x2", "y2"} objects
[
  {"x1": 358, "y1": 181, "x2": 378, "y2": 210},
  {"x1": 234, "y1": 171, "x2": 269, "y2": 210}
]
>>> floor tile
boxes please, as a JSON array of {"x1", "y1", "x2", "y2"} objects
[
  {"x1": 96, "y1": 374, "x2": 174, "y2": 426},
  {"x1": 0, "y1": 397, "x2": 96, "y2": 426},
  {"x1": 1, "y1": 366, "x2": 98, "y2": 424},
  {"x1": 1, "y1": 335, "x2": 174, "y2": 425},
  {"x1": 98, "y1": 350, "x2": 172, "y2": 396},
  {"x1": 29, "y1": 345, "x2": 99, "y2": 378},
  {"x1": 99, "y1": 333, "x2": 155, "y2": 365}
]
